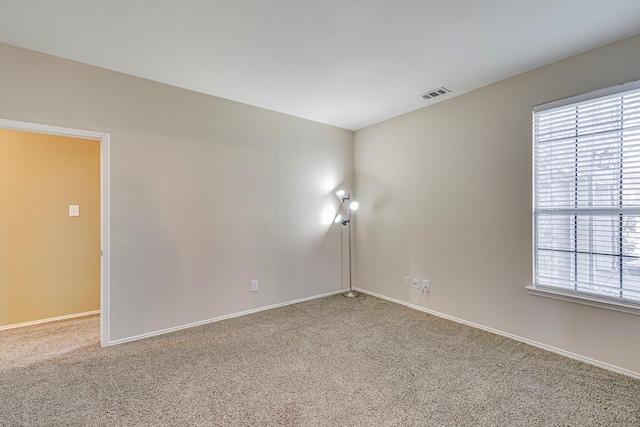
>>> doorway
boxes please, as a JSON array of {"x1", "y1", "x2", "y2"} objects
[{"x1": 0, "y1": 119, "x2": 109, "y2": 346}]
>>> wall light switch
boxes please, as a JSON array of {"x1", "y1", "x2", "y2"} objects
[{"x1": 69, "y1": 205, "x2": 80, "y2": 217}]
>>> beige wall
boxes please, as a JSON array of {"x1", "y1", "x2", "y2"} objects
[
  {"x1": 0, "y1": 129, "x2": 100, "y2": 326},
  {"x1": 354, "y1": 34, "x2": 640, "y2": 375},
  {"x1": 0, "y1": 42, "x2": 353, "y2": 342}
]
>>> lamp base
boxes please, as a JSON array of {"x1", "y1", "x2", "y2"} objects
[{"x1": 342, "y1": 290, "x2": 360, "y2": 298}]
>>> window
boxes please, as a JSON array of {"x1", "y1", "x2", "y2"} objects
[{"x1": 532, "y1": 81, "x2": 640, "y2": 310}]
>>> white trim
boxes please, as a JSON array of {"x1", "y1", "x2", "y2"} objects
[
  {"x1": 356, "y1": 288, "x2": 640, "y2": 380},
  {"x1": 0, "y1": 310, "x2": 100, "y2": 331},
  {"x1": 0, "y1": 119, "x2": 109, "y2": 140},
  {"x1": 100, "y1": 133, "x2": 111, "y2": 347},
  {"x1": 0, "y1": 118, "x2": 110, "y2": 347},
  {"x1": 526, "y1": 285, "x2": 640, "y2": 316},
  {"x1": 106, "y1": 289, "x2": 345, "y2": 346},
  {"x1": 532, "y1": 109, "x2": 537, "y2": 304}
]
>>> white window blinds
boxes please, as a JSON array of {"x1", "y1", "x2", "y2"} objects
[{"x1": 533, "y1": 82, "x2": 640, "y2": 302}]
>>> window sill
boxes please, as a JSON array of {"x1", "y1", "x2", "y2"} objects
[{"x1": 526, "y1": 285, "x2": 640, "y2": 316}]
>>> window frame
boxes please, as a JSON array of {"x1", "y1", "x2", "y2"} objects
[{"x1": 528, "y1": 80, "x2": 640, "y2": 315}]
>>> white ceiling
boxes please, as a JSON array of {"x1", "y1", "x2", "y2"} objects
[{"x1": 1, "y1": 1, "x2": 640, "y2": 131}]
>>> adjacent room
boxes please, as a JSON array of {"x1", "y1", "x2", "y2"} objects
[{"x1": 1, "y1": 1, "x2": 640, "y2": 425}]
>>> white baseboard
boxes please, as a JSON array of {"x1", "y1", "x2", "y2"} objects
[
  {"x1": 0, "y1": 310, "x2": 100, "y2": 331},
  {"x1": 356, "y1": 288, "x2": 640, "y2": 380},
  {"x1": 107, "y1": 289, "x2": 346, "y2": 346}
]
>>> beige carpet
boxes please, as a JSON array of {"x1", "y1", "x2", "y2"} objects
[{"x1": 1, "y1": 294, "x2": 639, "y2": 426}]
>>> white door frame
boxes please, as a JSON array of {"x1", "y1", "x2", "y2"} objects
[{"x1": 0, "y1": 118, "x2": 110, "y2": 347}]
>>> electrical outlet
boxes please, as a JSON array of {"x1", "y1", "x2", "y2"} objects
[
  {"x1": 403, "y1": 276, "x2": 410, "y2": 287},
  {"x1": 251, "y1": 280, "x2": 259, "y2": 292},
  {"x1": 423, "y1": 279, "x2": 430, "y2": 292},
  {"x1": 413, "y1": 278, "x2": 419, "y2": 289}
]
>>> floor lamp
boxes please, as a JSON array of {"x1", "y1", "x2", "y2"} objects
[{"x1": 335, "y1": 190, "x2": 359, "y2": 298}]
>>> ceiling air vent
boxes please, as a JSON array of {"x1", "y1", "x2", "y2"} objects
[{"x1": 420, "y1": 87, "x2": 451, "y2": 100}]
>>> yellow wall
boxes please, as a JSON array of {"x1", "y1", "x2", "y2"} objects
[{"x1": 0, "y1": 128, "x2": 100, "y2": 326}]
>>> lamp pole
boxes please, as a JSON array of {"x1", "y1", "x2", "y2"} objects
[
  {"x1": 343, "y1": 205, "x2": 359, "y2": 298},
  {"x1": 336, "y1": 190, "x2": 359, "y2": 298}
]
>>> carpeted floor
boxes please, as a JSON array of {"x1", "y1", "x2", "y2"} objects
[{"x1": 1, "y1": 294, "x2": 639, "y2": 426}]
